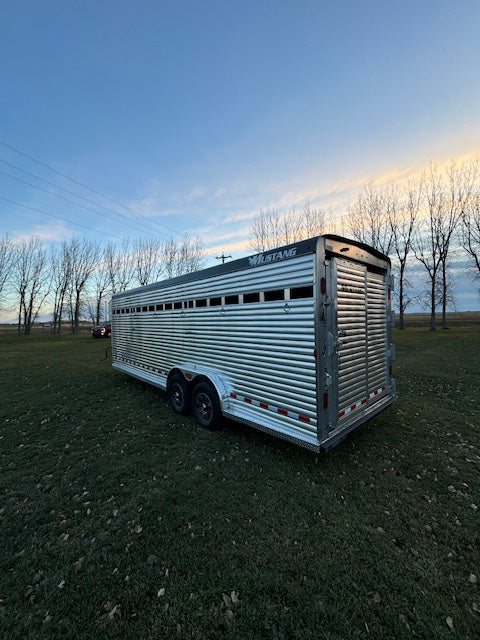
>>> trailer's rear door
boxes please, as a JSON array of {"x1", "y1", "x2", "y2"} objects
[{"x1": 332, "y1": 256, "x2": 389, "y2": 429}]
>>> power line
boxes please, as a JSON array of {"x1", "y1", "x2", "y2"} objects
[
  {"x1": 0, "y1": 195, "x2": 123, "y2": 241},
  {"x1": 0, "y1": 157, "x2": 170, "y2": 238},
  {"x1": 0, "y1": 168, "x2": 169, "y2": 239},
  {"x1": 0, "y1": 139, "x2": 181, "y2": 237}
]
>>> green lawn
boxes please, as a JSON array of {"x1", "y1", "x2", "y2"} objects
[{"x1": 0, "y1": 328, "x2": 479, "y2": 639}]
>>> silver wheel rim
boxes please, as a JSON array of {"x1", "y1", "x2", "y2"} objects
[
  {"x1": 172, "y1": 383, "x2": 184, "y2": 409},
  {"x1": 195, "y1": 392, "x2": 212, "y2": 422}
]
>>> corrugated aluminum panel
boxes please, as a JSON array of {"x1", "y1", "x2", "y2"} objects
[
  {"x1": 112, "y1": 254, "x2": 318, "y2": 445},
  {"x1": 334, "y1": 257, "x2": 388, "y2": 428},
  {"x1": 117, "y1": 255, "x2": 313, "y2": 306}
]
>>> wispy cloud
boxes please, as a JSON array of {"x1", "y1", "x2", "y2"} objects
[
  {"x1": 120, "y1": 140, "x2": 480, "y2": 264},
  {"x1": 10, "y1": 220, "x2": 73, "y2": 244}
]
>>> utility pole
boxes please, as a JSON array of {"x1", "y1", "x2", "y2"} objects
[{"x1": 215, "y1": 252, "x2": 232, "y2": 264}]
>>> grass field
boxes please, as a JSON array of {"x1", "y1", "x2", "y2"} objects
[{"x1": 0, "y1": 327, "x2": 479, "y2": 639}]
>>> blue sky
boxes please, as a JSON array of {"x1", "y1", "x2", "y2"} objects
[{"x1": 1, "y1": 1, "x2": 480, "y2": 308}]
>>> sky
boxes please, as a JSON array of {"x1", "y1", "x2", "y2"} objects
[{"x1": 1, "y1": 0, "x2": 480, "y2": 310}]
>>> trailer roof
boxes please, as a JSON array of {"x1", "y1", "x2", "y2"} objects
[{"x1": 112, "y1": 234, "x2": 390, "y2": 299}]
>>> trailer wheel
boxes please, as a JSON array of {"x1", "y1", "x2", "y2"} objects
[
  {"x1": 191, "y1": 382, "x2": 221, "y2": 430},
  {"x1": 168, "y1": 373, "x2": 191, "y2": 415}
]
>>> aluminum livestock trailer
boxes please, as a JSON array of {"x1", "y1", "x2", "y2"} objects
[{"x1": 111, "y1": 234, "x2": 396, "y2": 451}]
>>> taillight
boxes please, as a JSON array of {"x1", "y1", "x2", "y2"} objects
[
  {"x1": 320, "y1": 277, "x2": 326, "y2": 295},
  {"x1": 323, "y1": 392, "x2": 328, "y2": 410}
]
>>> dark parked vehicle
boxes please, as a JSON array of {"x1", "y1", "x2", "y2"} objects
[{"x1": 91, "y1": 323, "x2": 111, "y2": 338}]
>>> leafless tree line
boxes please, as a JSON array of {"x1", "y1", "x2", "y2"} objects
[
  {"x1": 347, "y1": 160, "x2": 480, "y2": 330},
  {"x1": 248, "y1": 160, "x2": 480, "y2": 330},
  {"x1": 0, "y1": 233, "x2": 205, "y2": 334},
  {"x1": 3, "y1": 160, "x2": 479, "y2": 334},
  {"x1": 248, "y1": 203, "x2": 326, "y2": 252}
]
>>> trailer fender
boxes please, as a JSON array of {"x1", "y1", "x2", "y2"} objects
[{"x1": 169, "y1": 364, "x2": 231, "y2": 407}]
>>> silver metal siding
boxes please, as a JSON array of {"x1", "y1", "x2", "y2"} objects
[
  {"x1": 366, "y1": 271, "x2": 388, "y2": 393},
  {"x1": 336, "y1": 260, "x2": 367, "y2": 409},
  {"x1": 334, "y1": 257, "x2": 389, "y2": 427},
  {"x1": 112, "y1": 254, "x2": 318, "y2": 444}
]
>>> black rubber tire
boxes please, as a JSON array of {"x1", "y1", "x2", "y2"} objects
[
  {"x1": 191, "y1": 381, "x2": 222, "y2": 430},
  {"x1": 167, "y1": 373, "x2": 191, "y2": 415}
]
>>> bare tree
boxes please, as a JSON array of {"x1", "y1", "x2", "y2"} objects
[
  {"x1": 280, "y1": 207, "x2": 304, "y2": 245},
  {"x1": 438, "y1": 160, "x2": 478, "y2": 328},
  {"x1": 131, "y1": 237, "x2": 163, "y2": 286},
  {"x1": 105, "y1": 240, "x2": 134, "y2": 293},
  {"x1": 162, "y1": 233, "x2": 205, "y2": 278},
  {"x1": 66, "y1": 236, "x2": 100, "y2": 333},
  {"x1": 248, "y1": 209, "x2": 283, "y2": 252},
  {"x1": 177, "y1": 233, "x2": 205, "y2": 274},
  {"x1": 301, "y1": 202, "x2": 325, "y2": 238},
  {"x1": 462, "y1": 190, "x2": 480, "y2": 284},
  {"x1": 413, "y1": 164, "x2": 444, "y2": 331},
  {"x1": 161, "y1": 237, "x2": 178, "y2": 279},
  {"x1": 11, "y1": 237, "x2": 50, "y2": 335},
  {"x1": 248, "y1": 203, "x2": 326, "y2": 252},
  {"x1": 50, "y1": 241, "x2": 72, "y2": 333},
  {"x1": 388, "y1": 182, "x2": 421, "y2": 329},
  {"x1": 414, "y1": 161, "x2": 478, "y2": 330},
  {"x1": 347, "y1": 182, "x2": 393, "y2": 255},
  {"x1": 90, "y1": 246, "x2": 112, "y2": 324},
  {"x1": 0, "y1": 234, "x2": 14, "y2": 309}
]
